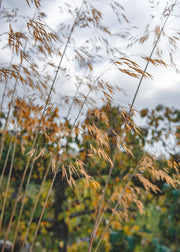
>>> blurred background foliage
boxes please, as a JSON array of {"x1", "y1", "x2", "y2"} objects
[{"x1": 0, "y1": 103, "x2": 179, "y2": 251}]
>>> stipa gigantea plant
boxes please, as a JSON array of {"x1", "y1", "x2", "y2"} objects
[
  {"x1": 88, "y1": 1, "x2": 180, "y2": 250},
  {"x1": 0, "y1": 4, "x2": 57, "y2": 160},
  {"x1": 11, "y1": 62, "x2": 115, "y2": 251},
  {"x1": 0, "y1": 0, "x2": 75, "y2": 248},
  {"x1": 65, "y1": 104, "x2": 179, "y2": 251},
  {"x1": 0, "y1": 1, "x2": 118, "y2": 248},
  {"x1": 0, "y1": 18, "x2": 58, "y2": 235},
  {"x1": 80, "y1": 104, "x2": 179, "y2": 251},
  {"x1": 94, "y1": 154, "x2": 179, "y2": 251},
  {"x1": 0, "y1": 0, "x2": 180, "y2": 251}
]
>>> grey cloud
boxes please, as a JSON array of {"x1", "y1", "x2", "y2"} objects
[{"x1": 135, "y1": 86, "x2": 180, "y2": 109}]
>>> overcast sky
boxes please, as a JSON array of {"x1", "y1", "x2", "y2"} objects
[{"x1": 1, "y1": 0, "x2": 180, "y2": 117}]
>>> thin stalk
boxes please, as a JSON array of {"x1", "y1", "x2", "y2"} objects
[
  {"x1": 94, "y1": 156, "x2": 143, "y2": 252},
  {"x1": 66, "y1": 82, "x2": 84, "y2": 121},
  {"x1": 42, "y1": 0, "x2": 85, "y2": 119},
  {"x1": 88, "y1": 3, "x2": 176, "y2": 250},
  {"x1": 20, "y1": 155, "x2": 52, "y2": 251},
  {"x1": 65, "y1": 66, "x2": 90, "y2": 121},
  {"x1": 0, "y1": 136, "x2": 17, "y2": 234},
  {"x1": 1, "y1": 124, "x2": 42, "y2": 252},
  {"x1": 11, "y1": 144, "x2": 40, "y2": 251},
  {"x1": 88, "y1": 149, "x2": 118, "y2": 251},
  {"x1": 1, "y1": 135, "x2": 38, "y2": 252},
  {"x1": 72, "y1": 63, "x2": 113, "y2": 129},
  {"x1": 29, "y1": 164, "x2": 58, "y2": 252},
  {"x1": 130, "y1": 12, "x2": 171, "y2": 110},
  {"x1": 0, "y1": 81, "x2": 17, "y2": 162},
  {"x1": 0, "y1": 139, "x2": 12, "y2": 188},
  {"x1": 0, "y1": 46, "x2": 15, "y2": 111},
  {"x1": 94, "y1": 154, "x2": 146, "y2": 252},
  {"x1": 1, "y1": 81, "x2": 7, "y2": 110}
]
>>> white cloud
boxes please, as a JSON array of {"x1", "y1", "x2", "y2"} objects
[{"x1": 1, "y1": 0, "x2": 180, "y2": 112}]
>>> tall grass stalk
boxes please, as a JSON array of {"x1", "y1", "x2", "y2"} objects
[
  {"x1": 20, "y1": 154, "x2": 53, "y2": 251},
  {"x1": 0, "y1": 139, "x2": 12, "y2": 188},
  {"x1": 0, "y1": 136, "x2": 17, "y2": 234}
]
